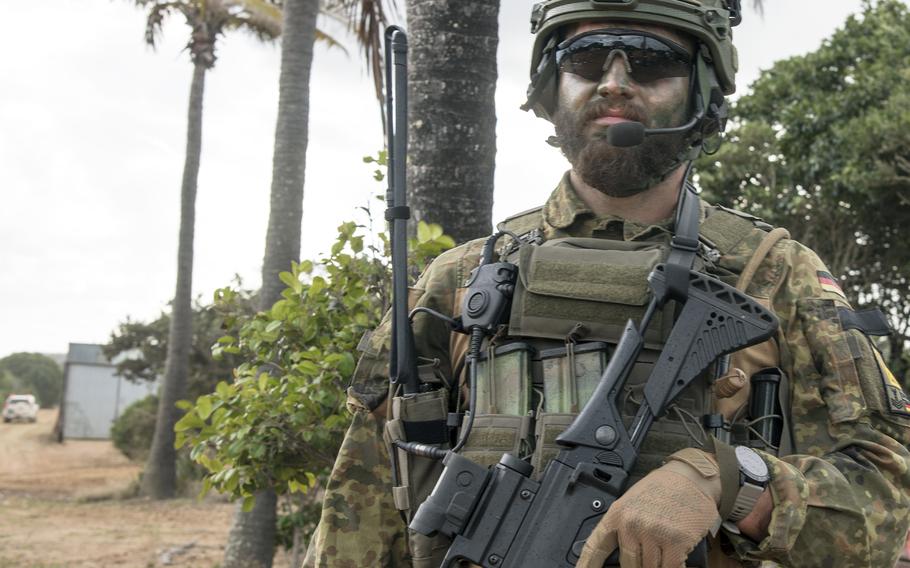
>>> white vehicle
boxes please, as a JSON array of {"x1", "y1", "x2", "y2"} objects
[{"x1": 2, "y1": 394, "x2": 39, "y2": 423}]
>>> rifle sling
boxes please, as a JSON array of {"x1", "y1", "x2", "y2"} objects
[{"x1": 665, "y1": 185, "x2": 702, "y2": 300}]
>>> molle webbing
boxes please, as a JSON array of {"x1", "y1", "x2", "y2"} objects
[
  {"x1": 459, "y1": 343, "x2": 534, "y2": 468},
  {"x1": 507, "y1": 238, "x2": 674, "y2": 346},
  {"x1": 699, "y1": 206, "x2": 764, "y2": 254}
]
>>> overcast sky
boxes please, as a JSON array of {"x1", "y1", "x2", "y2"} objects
[{"x1": 0, "y1": 1, "x2": 887, "y2": 357}]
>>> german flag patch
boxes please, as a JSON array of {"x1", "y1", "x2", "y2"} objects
[
  {"x1": 817, "y1": 271, "x2": 847, "y2": 299},
  {"x1": 874, "y1": 347, "x2": 910, "y2": 417}
]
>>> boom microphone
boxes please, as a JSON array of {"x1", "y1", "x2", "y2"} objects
[{"x1": 605, "y1": 110, "x2": 703, "y2": 148}]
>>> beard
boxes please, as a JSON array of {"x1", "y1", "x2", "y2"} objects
[{"x1": 553, "y1": 100, "x2": 693, "y2": 197}]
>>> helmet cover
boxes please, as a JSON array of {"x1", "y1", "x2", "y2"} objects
[{"x1": 524, "y1": 0, "x2": 740, "y2": 119}]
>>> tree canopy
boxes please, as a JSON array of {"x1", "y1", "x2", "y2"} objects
[
  {"x1": 104, "y1": 292, "x2": 253, "y2": 401},
  {"x1": 0, "y1": 353, "x2": 63, "y2": 407},
  {"x1": 697, "y1": 0, "x2": 910, "y2": 380}
]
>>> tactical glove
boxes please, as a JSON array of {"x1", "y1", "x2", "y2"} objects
[{"x1": 576, "y1": 448, "x2": 723, "y2": 568}]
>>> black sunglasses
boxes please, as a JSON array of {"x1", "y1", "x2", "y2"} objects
[{"x1": 555, "y1": 29, "x2": 692, "y2": 85}]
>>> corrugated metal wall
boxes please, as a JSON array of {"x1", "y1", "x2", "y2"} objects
[{"x1": 61, "y1": 344, "x2": 158, "y2": 440}]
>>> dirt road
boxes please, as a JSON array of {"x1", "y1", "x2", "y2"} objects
[{"x1": 0, "y1": 409, "x2": 289, "y2": 567}]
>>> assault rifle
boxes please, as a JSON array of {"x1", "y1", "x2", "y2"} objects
[{"x1": 410, "y1": 263, "x2": 779, "y2": 567}]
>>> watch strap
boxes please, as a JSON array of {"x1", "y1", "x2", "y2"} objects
[
  {"x1": 728, "y1": 479, "x2": 766, "y2": 522},
  {"x1": 707, "y1": 436, "x2": 740, "y2": 520}
]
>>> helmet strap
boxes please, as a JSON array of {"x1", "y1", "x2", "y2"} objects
[{"x1": 522, "y1": 36, "x2": 559, "y2": 119}]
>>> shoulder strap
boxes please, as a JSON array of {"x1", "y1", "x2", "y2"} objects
[
  {"x1": 665, "y1": 184, "x2": 702, "y2": 300},
  {"x1": 735, "y1": 227, "x2": 791, "y2": 292},
  {"x1": 497, "y1": 205, "x2": 545, "y2": 238},
  {"x1": 699, "y1": 206, "x2": 766, "y2": 256}
]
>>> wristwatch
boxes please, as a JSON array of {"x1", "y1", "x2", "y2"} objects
[{"x1": 727, "y1": 446, "x2": 770, "y2": 523}]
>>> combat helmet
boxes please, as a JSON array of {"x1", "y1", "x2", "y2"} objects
[{"x1": 523, "y1": 0, "x2": 742, "y2": 132}]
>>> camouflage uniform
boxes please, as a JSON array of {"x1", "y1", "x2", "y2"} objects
[{"x1": 304, "y1": 174, "x2": 910, "y2": 567}]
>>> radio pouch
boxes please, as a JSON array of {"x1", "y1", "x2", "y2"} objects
[{"x1": 384, "y1": 388, "x2": 449, "y2": 516}]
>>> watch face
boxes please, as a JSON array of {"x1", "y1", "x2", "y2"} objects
[{"x1": 735, "y1": 446, "x2": 770, "y2": 482}]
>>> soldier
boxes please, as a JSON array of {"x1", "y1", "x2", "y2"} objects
[{"x1": 305, "y1": 1, "x2": 910, "y2": 566}]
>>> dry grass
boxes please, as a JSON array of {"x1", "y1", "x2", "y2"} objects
[{"x1": 0, "y1": 409, "x2": 255, "y2": 567}]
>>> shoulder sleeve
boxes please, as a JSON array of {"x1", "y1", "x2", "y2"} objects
[
  {"x1": 347, "y1": 239, "x2": 485, "y2": 411},
  {"x1": 311, "y1": 240, "x2": 487, "y2": 565},
  {"x1": 729, "y1": 241, "x2": 910, "y2": 566},
  {"x1": 304, "y1": 410, "x2": 409, "y2": 567}
]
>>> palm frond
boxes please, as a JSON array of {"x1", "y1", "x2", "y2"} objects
[
  {"x1": 223, "y1": 0, "x2": 283, "y2": 40},
  {"x1": 324, "y1": 0, "x2": 397, "y2": 105},
  {"x1": 316, "y1": 29, "x2": 350, "y2": 55},
  {"x1": 141, "y1": 1, "x2": 183, "y2": 47}
]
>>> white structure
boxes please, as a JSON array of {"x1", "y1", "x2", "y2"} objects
[{"x1": 58, "y1": 343, "x2": 157, "y2": 440}]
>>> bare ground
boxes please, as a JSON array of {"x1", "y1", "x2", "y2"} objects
[{"x1": 0, "y1": 409, "x2": 292, "y2": 568}]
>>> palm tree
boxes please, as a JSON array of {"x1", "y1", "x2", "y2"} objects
[
  {"x1": 406, "y1": 0, "x2": 500, "y2": 245},
  {"x1": 221, "y1": 1, "x2": 394, "y2": 565},
  {"x1": 133, "y1": 0, "x2": 281, "y2": 500}
]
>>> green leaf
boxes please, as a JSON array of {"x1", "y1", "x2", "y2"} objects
[
  {"x1": 242, "y1": 495, "x2": 256, "y2": 512},
  {"x1": 258, "y1": 373, "x2": 269, "y2": 392},
  {"x1": 305, "y1": 471, "x2": 317, "y2": 488},
  {"x1": 197, "y1": 453, "x2": 213, "y2": 471},
  {"x1": 279, "y1": 271, "x2": 300, "y2": 291},
  {"x1": 196, "y1": 395, "x2": 213, "y2": 420},
  {"x1": 174, "y1": 411, "x2": 205, "y2": 432},
  {"x1": 337, "y1": 352, "x2": 356, "y2": 377},
  {"x1": 310, "y1": 276, "x2": 326, "y2": 296},
  {"x1": 216, "y1": 381, "x2": 231, "y2": 398},
  {"x1": 417, "y1": 221, "x2": 431, "y2": 243},
  {"x1": 198, "y1": 477, "x2": 212, "y2": 500},
  {"x1": 175, "y1": 399, "x2": 193, "y2": 411}
]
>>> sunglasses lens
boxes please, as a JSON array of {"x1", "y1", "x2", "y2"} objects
[
  {"x1": 625, "y1": 48, "x2": 691, "y2": 83},
  {"x1": 557, "y1": 33, "x2": 691, "y2": 84},
  {"x1": 558, "y1": 47, "x2": 613, "y2": 82}
]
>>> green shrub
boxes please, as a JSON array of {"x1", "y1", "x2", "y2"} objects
[
  {"x1": 176, "y1": 219, "x2": 453, "y2": 509},
  {"x1": 111, "y1": 395, "x2": 158, "y2": 460}
]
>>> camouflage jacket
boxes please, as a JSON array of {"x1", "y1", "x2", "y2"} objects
[{"x1": 305, "y1": 174, "x2": 910, "y2": 567}]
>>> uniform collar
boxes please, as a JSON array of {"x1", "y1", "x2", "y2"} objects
[
  {"x1": 543, "y1": 171, "x2": 591, "y2": 229},
  {"x1": 542, "y1": 171, "x2": 708, "y2": 241}
]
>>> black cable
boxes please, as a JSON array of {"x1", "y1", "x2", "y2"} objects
[
  {"x1": 408, "y1": 307, "x2": 460, "y2": 330},
  {"x1": 451, "y1": 328, "x2": 484, "y2": 453}
]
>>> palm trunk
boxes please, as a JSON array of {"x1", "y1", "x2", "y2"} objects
[
  {"x1": 259, "y1": 0, "x2": 318, "y2": 304},
  {"x1": 406, "y1": 0, "x2": 500, "y2": 244},
  {"x1": 222, "y1": 0, "x2": 319, "y2": 565},
  {"x1": 140, "y1": 61, "x2": 206, "y2": 499}
]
